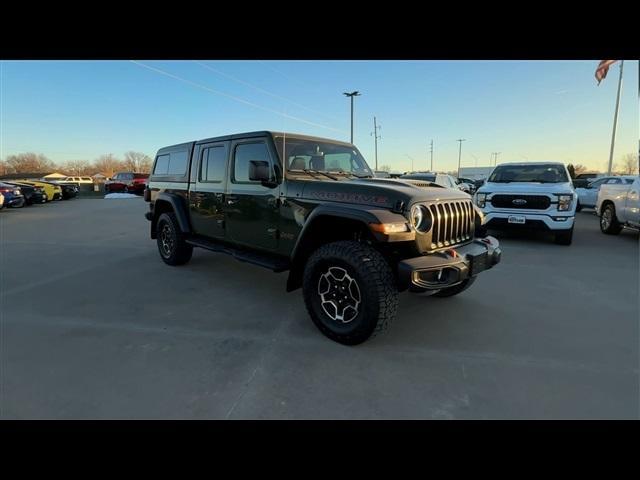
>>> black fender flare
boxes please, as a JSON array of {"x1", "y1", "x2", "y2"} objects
[
  {"x1": 286, "y1": 204, "x2": 410, "y2": 292},
  {"x1": 153, "y1": 192, "x2": 191, "y2": 234}
]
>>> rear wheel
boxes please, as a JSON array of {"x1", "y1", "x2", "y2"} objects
[
  {"x1": 156, "y1": 212, "x2": 193, "y2": 265},
  {"x1": 600, "y1": 204, "x2": 623, "y2": 235},
  {"x1": 302, "y1": 241, "x2": 398, "y2": 345}
]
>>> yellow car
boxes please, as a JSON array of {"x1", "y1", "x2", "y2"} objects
[{"x1": 17, "y1": 180, "x2": 62, "y2": 201}]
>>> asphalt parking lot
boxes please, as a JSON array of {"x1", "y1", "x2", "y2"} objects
[{"x1": 1, "y1": 198, "x2": 638, "y2": 419}]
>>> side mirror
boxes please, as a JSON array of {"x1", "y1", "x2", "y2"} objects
[{"x1": 249, "y1": 160, "x2": 277, "y2": 188}]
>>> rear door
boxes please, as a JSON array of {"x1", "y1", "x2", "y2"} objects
[
  {"x1": 189, "y1": 141, "x2": 230, "y2": 239},
  {"x1": 224, "y1": 138, "x2": 280, "y2": 252},
  {"x1": 624, "y1": 178, "x2": 640, "y2": 226}
]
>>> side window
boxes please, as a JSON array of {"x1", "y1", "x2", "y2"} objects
[
  {"x1": 154, "y1": 155, "x2": 170, "y2": 175},
  {"x1": 606, "y1": 178, "x2": 621, "y2": 184},
  {"x1": 168, "y1": 151, "x2": 188, "y2": 175},
  {"x1": 200, "y1": 146, "x2": 227, "y2": 182},
  {"x1": 233, "y1": 142, "x2": 272, "y2": 183}
]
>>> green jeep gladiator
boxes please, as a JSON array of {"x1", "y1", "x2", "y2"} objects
[{"x1": 144, "y1": 131, "x2": 501, "y2": 345}]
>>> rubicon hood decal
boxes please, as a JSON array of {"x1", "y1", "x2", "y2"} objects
[{"x1": 309, "y1": 190, "x2": 389, "y2": 205}]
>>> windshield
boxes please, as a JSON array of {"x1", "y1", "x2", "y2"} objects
[
  {"x1": 274, "y1": 136, "x2": 373, "y2": 178},
  {"x1": 488, "y1": 164, "x2": 568, "y2": 183}
]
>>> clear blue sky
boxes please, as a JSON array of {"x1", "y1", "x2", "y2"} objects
[{"x1": 1, "y1": 60, "x2": 637, "y2": 173}]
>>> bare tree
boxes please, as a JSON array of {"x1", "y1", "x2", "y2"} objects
[
  {"x1": 620, "y1": 153, "x2": 638, "y2": 175},
  {"x1": 61, "y1": 160, "x2": 91, "y2": 176},
  {"x1": 378, "y1": 164, "x2": 391, "y2": 172},
  {"x1": 123, "y1": 151, "x2": 153, "y2": 173},
  {"x1": 0, "y1": 160, "x2": 9, "y2": 175},
  {"x1": 5, "y1": 153, "x2": 56, "y2": 173},
  {"x1": 573, "y1": 164, "x2": 588, "y2": 175},
  {"x1": 93, "y1": 154, "x2": 123, "y2": 178}
]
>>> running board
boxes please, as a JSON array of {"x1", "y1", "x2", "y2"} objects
[{"x1": 186, "y1": 236, "x2": 290, "y2": 272}]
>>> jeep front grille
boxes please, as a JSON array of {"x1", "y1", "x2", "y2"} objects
[{"x1": 427, "y1": 200, "x2": 474, "y2": 249}]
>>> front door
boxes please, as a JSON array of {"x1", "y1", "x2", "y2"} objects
[
  {"x1": 224, "y1": 139, "x2": 280, "y2": 252},
  {"x1": 189, "y1": 141, "x2": 229, "y2": 239}
]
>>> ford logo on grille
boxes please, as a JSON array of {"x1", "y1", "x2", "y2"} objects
[{"x1": 512, "y1": 198, "x2": 527, "y2": 205}]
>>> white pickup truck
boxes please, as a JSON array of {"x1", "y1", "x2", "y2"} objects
[
  {"x1": 474, "y1": 162, "x2": 576, "y2": 245},
  {"x1": 596, "y1": 175, "x2": 640, "y2": 234}
]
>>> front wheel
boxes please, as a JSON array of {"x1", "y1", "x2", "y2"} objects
[
  {"x1": 156, "y1": 212, "x2": 193, "y2": 265},
  {"x1": 302, "y1": 241, "x2": 398, "y2": 345},
  {"x1": 575, "y1": 201, "x2": 582, "y2": 212},
  {"x1": 600, "y1": 204, "x2": 623, "y2": 235}
]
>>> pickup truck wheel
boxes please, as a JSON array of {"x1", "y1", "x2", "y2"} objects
[
  {"x1": 600, "y1": 204, "x2": 623, "y2": 235},
  {"x1": 576, "y1": 201, "x2": 582, "y2": 212},
  {"x1": 303, "y1": 240, "x2": 398, "y2": 345},
  {"x1": 156, "y1": 212, "x2": 193, "y2": 265},
  {"x1": 554, "y1": 227, "x2": 574, "y2": 245},
  {"x1": 433, "y1": 276, "x2": 476, "y2": 297}
]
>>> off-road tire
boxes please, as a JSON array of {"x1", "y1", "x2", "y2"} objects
[
  {"x1": 554, "y1": 226, "x2": 574, "y2": 245},
  {"x1": 433, "y1": 276, "x2": 477, "y2": 297},
  {"x1": 156, "y1": 212, "x2": 193, "y2": 266},
  {"x1": 600, "y1": 204, "x2": 623, "y2": 235},
  {"x1": 302, "y1": 240, "x2": 399, "y2": 345}
]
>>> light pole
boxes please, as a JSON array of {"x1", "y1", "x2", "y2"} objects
[
  {"x1": 606, "y1": 60, "x2": 624, "y2": 175},
  {"x1": 429, "y1": 140, "x2": 433, "y2": 171},
  {"x1": 371, "y1": 116, "x2": 381, "y2": 170},
  {"x1": 456, "y1": 139, "x2": 466, "y2": 178},
  {"x1": 405, "y1": 154, "x2": 415, "y2": 172},
  {"x1": 343, "y1": 91, "x2": 361, "y2": 144}
]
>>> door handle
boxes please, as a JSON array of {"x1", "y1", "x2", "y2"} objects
[{"x1": 226, "y1": 195, "x2": 238, "y2": 205}]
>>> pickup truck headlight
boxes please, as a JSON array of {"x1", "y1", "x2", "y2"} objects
[
  {"x1": 410, "y1": 204, "x2": 433, "y2": 233},
  {"x1": 557, "y1": 194, "x2": 573, "y2": 211},
  {"x1": 475, "y1": 192, "x2": 488, "y2": 208}
]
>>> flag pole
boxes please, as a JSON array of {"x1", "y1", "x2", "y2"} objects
[{"x1": 606, "y1": 60, "x2": 624, "y2": 175}]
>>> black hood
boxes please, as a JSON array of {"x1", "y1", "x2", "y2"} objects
[{"x1": 298, "y1": 177, "x2": 470, "y2": 209}]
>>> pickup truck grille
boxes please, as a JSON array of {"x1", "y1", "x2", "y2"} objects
[
  {"x1": 490, "y1": 194, "x2": 550, "y2": 210},
  {"x1": 427, "y1": 200, "x2": 475, "y2": 249}
]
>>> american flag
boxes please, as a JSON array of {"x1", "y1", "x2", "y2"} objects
[{"x1": 595, "y1": 60, "x2": 618, "y2": 84}]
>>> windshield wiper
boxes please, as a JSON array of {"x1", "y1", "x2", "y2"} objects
[
  {"x1": 329, "y1": 170, "x2": 373, "y2": 179},
  {"x1": 304, "y1": 169, "x2": 339, "y2": 180}
]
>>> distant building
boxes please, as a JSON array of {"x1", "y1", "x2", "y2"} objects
[
  {"x1": 0, "y1": 172, "x2": 62, "y2": 180},
  {"x1": 42, "y1": 172, "x2": 67, "y2": 179}
]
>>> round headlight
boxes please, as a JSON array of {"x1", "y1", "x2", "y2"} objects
[{"x1": 411, "y1": 204, "x2": 433, "y2": 233}]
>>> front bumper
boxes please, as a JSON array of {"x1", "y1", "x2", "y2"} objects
[
  {"x1": 397, "y1": 236, "x2": 501, "y2": 291},
  {"x1": 483, "y1": 211, "x2": 574, "y2": 231}
]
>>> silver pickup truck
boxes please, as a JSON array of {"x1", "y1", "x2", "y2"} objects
[{"x1": 596, "y1": 175, "x2": 640, "y2": 234}]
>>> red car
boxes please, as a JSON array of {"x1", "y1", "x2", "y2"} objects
[{"x1": 105, "y1": 172, "x2": 149, "y2": 195}]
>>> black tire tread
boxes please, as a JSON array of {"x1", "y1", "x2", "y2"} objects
[
  {"x1": 157, "y1": 212, "x2": 193, "y2": 266},
  {"x1": 302, "y1": 240, "x2": 398, "y2": 345},
  {"x1": 600, "y1": 204, "x2": 623, "y2": 235}
]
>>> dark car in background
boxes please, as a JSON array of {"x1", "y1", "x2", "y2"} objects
[
  {"x1": 105, "y1": 172, "x2": 149, "y2": 195},
  {"x1": 0, "y1": 182, "x2": 26, "y2": 208},
  {"x1": 56, "y1": 182, "x2": 79, "y2": 199},
  {"x1": 3, "y1": 182, "x2": 47, "y2": 205}
]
